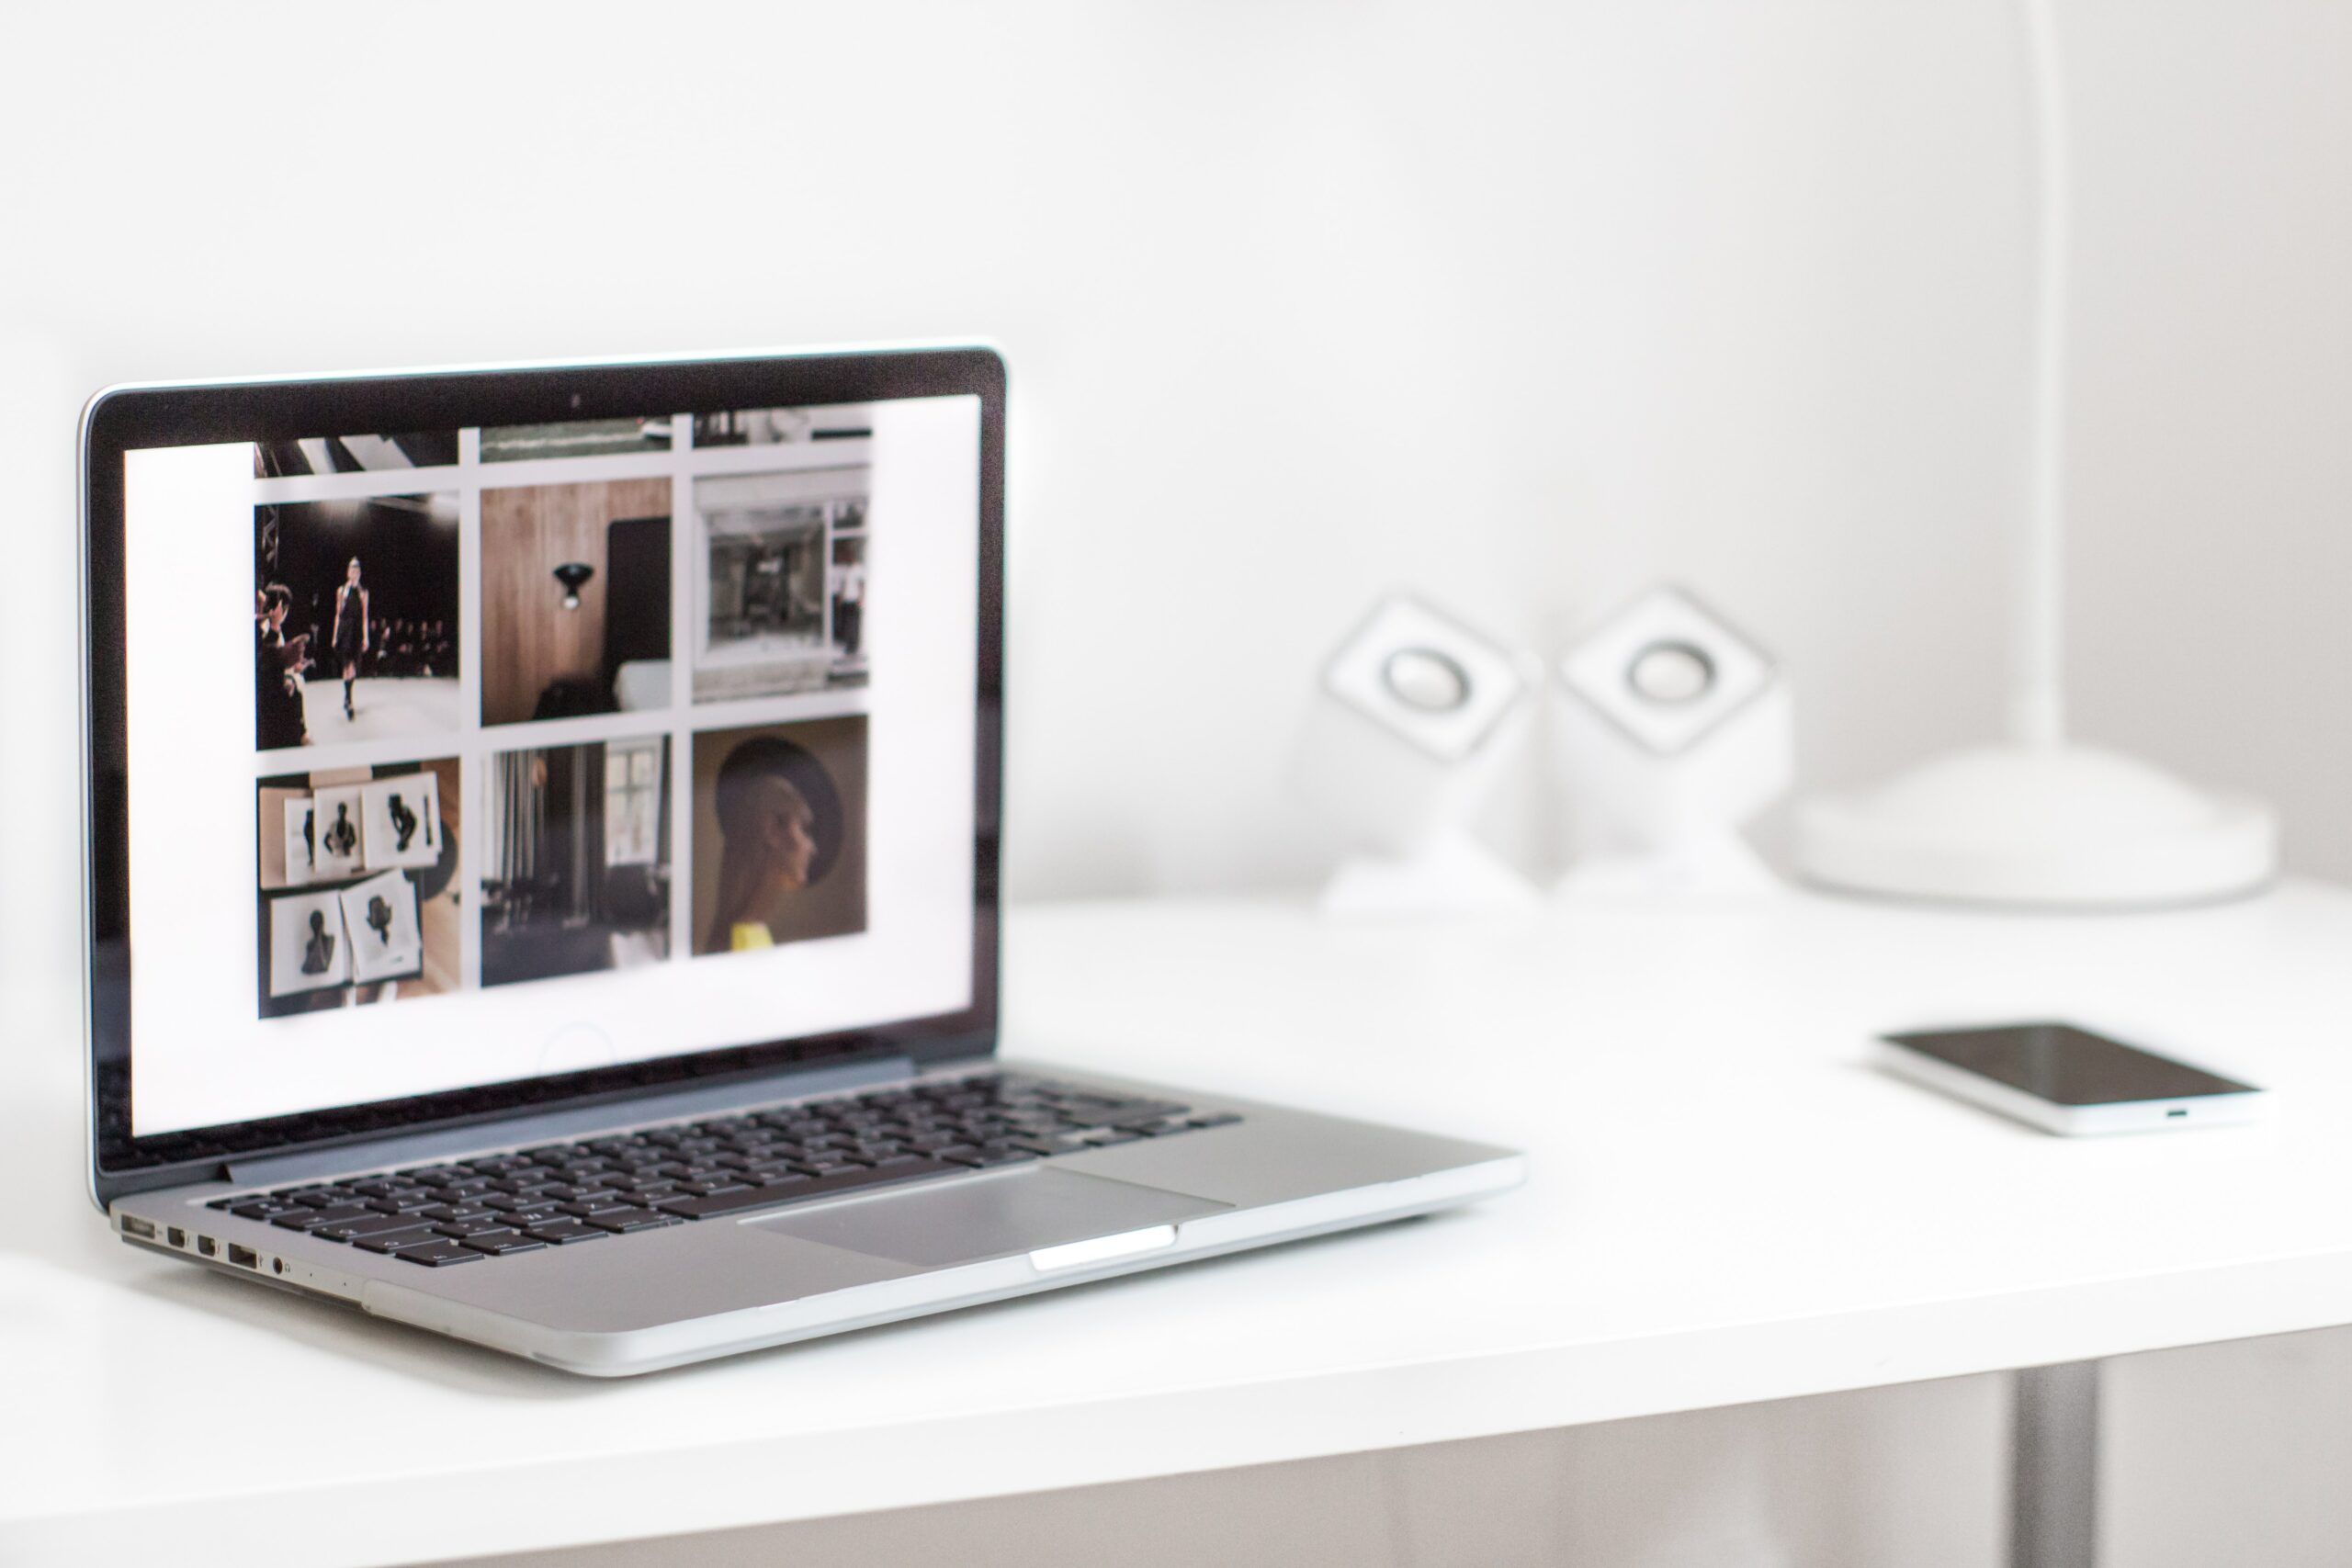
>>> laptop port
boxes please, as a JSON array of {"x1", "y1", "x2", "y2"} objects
[
  {"x1": 197, "y1": 1236, "x2": 218, "y2": 1258},
  {"x1": 120, "y1": 1214, "x2": 156, "y2": 1240},
  {"x1": 226, "y1": 1244, "x2": 259, "y2": 1269},
  {"x1": 166, "y1": 1227, "x2": 187, "y2": 1248}
]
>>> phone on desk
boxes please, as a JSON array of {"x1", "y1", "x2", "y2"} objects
[{"x1": 1875, "y1": 1021, "x2": 2267, "y2": 1136}]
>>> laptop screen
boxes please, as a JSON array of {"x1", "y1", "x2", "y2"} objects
[{"x1": 112, "y1": 385, "x2": 981, "y2": 1141}]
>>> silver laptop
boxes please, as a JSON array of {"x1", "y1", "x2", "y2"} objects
[{"x1": 81, "y1": 346, "x2": 1522, "y2": 1376}]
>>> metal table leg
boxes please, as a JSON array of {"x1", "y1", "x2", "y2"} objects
[{"x1": 2011, "y1": 1360, "x2": 2098, "y2": 1568}]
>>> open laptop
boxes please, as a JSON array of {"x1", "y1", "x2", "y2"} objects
[{"x1": 81, "y1": 345, "x2": 1523, "y2": 1376}]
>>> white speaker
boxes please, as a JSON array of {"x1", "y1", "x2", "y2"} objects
[
  {"x1": 1550, "y1": 585, "x2": 1792, "y2": 895},
  {"x1": 1291, "y1": 594, "x2": 1539, "y2": 916}
]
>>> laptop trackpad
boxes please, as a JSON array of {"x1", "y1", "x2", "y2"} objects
[{"x1": 748, "y1": 1168, "x2": 1230, "y2": 1269}]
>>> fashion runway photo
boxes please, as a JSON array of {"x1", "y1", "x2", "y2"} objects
[{"x1": 255, "y1": 491, "x2": 462, "y2": 752}]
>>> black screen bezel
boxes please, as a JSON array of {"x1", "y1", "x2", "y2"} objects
[{"x1": 83, "y1": 346, "x2": 1005, "y2": 1204}]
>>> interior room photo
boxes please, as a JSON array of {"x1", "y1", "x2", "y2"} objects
[
  {"x1": 6, "y1": 2, "x2": 2352, "y2": 1566},
  {"x1": 480, "y1": 478, "x2": 673, "y2": 725},
  {"x1": 692, "y1": 468, "x2": 871, "y2": 702},
  {"x1": 480, "y1": 735, "x2": 673, "y2": 987}
]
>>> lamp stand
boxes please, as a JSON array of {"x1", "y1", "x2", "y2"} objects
[{"x1": 1794, "y1": 0, "x2": 2277, "y2": 909}]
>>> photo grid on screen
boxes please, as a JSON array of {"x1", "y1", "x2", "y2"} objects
[{"x1": 250, "y1": 407, "x2": 877, "y2": 1019}]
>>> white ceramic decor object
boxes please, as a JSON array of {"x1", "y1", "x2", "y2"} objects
[
  {"x1": 1292, "y1": 594, "x2": 1538, "y2": 917},
  {"x1": 1552, "y1": 585, "x2": 1792, "y2": 897}
]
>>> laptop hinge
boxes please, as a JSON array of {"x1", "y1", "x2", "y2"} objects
[{"x1": 223, "y1": 1053, "x2": 921, "y2": 1189}]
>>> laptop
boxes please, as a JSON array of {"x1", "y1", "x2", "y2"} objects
[{"x1": 81, "y1": 345, "x2": 1523, "y2": 1376}]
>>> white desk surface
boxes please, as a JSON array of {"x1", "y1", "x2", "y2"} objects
[{"x1": 10, "y1": 884, "x2": 2352, "y2": 1565}]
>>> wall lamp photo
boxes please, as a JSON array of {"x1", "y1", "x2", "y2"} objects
[{"x1": 552, "y1": 561, "x2": 595, "y2": 610}]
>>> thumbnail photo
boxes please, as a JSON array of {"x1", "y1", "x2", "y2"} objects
[
  {"x1": 691, "y1": 716, "x2": 867, "y2": 957},
  {"x1": 691, "y1": 469, "x2": 871, "y2": 702},
  {"x1": 254, "y1": 430, "x2": 458, "y2": 479},
  {"x1": 480, "y1": 479, "x2": 673, "y2": 726},
  {"x1": 255, "y1": 495, "x2": 461, "y2": 750},
  {"x1": 691, "y1": 403, "x2": 873, "y2": 448},
  {"x1": 256, "y1": 759, "x2": 460, "y2": 1018},
  {"x1": 481, "y1": 735, "x2": 672, "y2": 987},
  {"x1": 481, "y1": 417, "x2": 672, "y2": 463}
]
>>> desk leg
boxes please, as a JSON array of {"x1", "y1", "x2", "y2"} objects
[{"x1": 2010, "y1": 1360, "x2": 2098, "y2": 1568}]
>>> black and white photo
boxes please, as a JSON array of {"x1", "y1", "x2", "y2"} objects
[
  {"x1": 339, "y1": 868, "x2": 423, "y2": 985},
  {"x1": 266, "y1": 889, "x2": 349, "y2": 998},
  {"x1": 360, "y1": 772, "x2": 441, "y2": 872}
]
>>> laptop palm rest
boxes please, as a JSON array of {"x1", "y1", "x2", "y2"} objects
[{"x1": 748, "y1": 1168, "x2": 1230, "y2": 1269}]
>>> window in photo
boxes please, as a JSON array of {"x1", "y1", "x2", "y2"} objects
[
  {"x1": 481, "y1": 736, "x2": 673, "y2": 987},
  {"x1": 691, "y1": 716, "x2": 867, "y2": 957}
]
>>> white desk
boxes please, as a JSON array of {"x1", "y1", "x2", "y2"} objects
[{"x1": 9, "y1": 884, "x2": 2352, "y2": 1566}]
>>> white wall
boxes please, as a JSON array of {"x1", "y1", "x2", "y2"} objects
[{"x1": 2, "y1": 0, "x2": 2348, "y2": 1552}]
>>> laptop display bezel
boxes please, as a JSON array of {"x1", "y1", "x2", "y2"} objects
[{"x1": 82, "y1": 346, "x2": 1004, "y2": 1205}]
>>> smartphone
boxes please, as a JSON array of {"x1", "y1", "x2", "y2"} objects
[{"x1": 1874, "y1": 1021, "x2": 2267, "y2": 1135}]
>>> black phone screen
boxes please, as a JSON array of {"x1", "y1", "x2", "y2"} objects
[{"x1": 1883, "y1": 1022, "x2": 2256, "y2": 1107}]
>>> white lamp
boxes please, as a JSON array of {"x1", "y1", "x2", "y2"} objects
[{"x1": 1794, "y1": 0, "x2": 2277, "y2": 908}]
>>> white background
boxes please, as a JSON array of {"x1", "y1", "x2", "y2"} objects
[{"x1": 2, "y1": 1, "x2": 2348, "y2": 1561}]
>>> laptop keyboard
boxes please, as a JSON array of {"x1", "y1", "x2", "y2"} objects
[{"x1": 203, "y1": 1072, "x2": 1241, "y2": 1268}]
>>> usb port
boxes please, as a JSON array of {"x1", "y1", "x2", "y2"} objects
[
  {"x1": 2167, "y1": 1108, "x2": 2188, "y2": 1118},
  {"x1": 226, "y1": 1244, "x2": 259, "y2": 1269},
  {"x1": 120, "y1": 1215, "x2": 156, "y2": 1240}
]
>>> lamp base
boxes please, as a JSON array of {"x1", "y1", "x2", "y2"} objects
[{"x1": 1795, "y1": 744, "x2": 2277, "y2": 909}]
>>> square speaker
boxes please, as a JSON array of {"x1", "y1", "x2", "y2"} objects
[
  {"x1": 1323, "y1": 596, "x2": 1526, "y2": 763},
  {"x1": 1556, "y1": 585, "x2": 1773, "y2": 757}
]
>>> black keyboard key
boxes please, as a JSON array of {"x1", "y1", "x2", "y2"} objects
[
  {"x1": 271, "y1": 1205, "x2": 375, "y2": 1231},
  {"x1": 395, "y1": 1242, "x2": 485, "y2": 1267},
  {"x1": 319, "y1": 1212, "x2": 450, "y2": 1241},
  {"x1": 367, "y1": 1194, "x2": 440, "y2": 1214},
  {"x1": 658, "y1": 1158, "x2": 956, "y2": 1219},
  {"x1": 1188, "y1": 1112, "x2": 1243, "y2": 1130},
  {"x1": 463, "y1": 1233, "x2": 547, "y2": 1257},
  {"x1": 526, "y1": 1222, "x2": 607, "y2": 1246},
  {"x1": 587, "y1": 1210, "x2": 683, "y2": 1234},
  {"x1": 944, "y1": 1146, "x2": 1041, "y2": 1168},
  {"x1": 434, "y1": 1218, "x2": 515, "y2": 1238},
  {"x1": 353, "y1": 1226, "x2": 445, "y2": 1254},
  {"x1": 230, "y1": 1200, "x2": 303, "y2": 1220}
]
